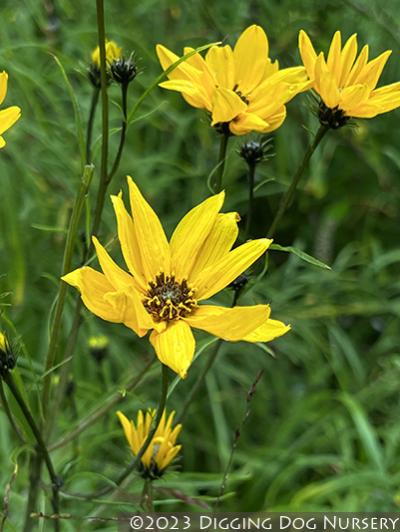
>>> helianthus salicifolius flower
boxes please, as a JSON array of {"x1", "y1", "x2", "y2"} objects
[
  {"x1": 299, "y1": 30, "x2": 400, "y2": 128},
  {"x1": 117, "y1": 409, "x2": 182, "y2": 479},
  {"x1": 156, "y1": 25, "x2": 311, "y2": 135},
  {"x1": 0, "y1": 332, "x2": 15, "y2": 377},
  {"x1": 0, "y1": 72, "x2": 21, "y2": 148},
  {"x1": 62, "y1": 178, "x2": 290, "y2": 378}
]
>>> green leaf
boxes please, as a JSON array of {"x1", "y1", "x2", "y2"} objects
[{"x1": 270, "y1": 243, "x2": 331, "y2": 270}]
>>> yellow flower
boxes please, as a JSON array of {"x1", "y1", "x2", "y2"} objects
[
  {"x1": 117, "y1": 409, "x2": 182, "y2": 478},
  {"x1": 0, "y1": 72, "x2": 21, "y2": 148},
  {"x1": 0, "y1": 332, "x2": 8, "y2": 354},
  {"x1": 299, "y1": 30, "x2": 400, "y2": 124},
  {"x1": 62, "y1": 178, "x2": 290, "y2": 378},
  {"x1": 156, "y1": 25, "x2": 310, "y2": 135},
  {"x1": 91, "y1": 40, "x2": 122, "y2": 67}
]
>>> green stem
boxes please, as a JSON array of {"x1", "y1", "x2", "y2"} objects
[
  {"x1": 267, "y1": 124, "x2": 328, "y2": 237},
  {"x1": 86, "y1": 87, "x2": 100, "y2": 164},
  {"x1": 213, "y1": 129, "x2": 230, "y2": 193},
  {"x1": 108, "y1": 82, "x2": 128, "y2": 182},
  {"x1": 3, "y1": 373, "x2": 61, "y2": 531},
  {"x1": 141, "y1": 478, "x2": 154, "y2": 511},
  {"x1": 62, "y1": 363, "x2": 169, "y2": 500},
  {"x1": 244, "y1": 161, "x2": 256, "y2": 240},
  {"x1": 0, "y1": 379, "x2": 25, "y2": 443},
  {"x1": 176, "y1": 339, "x2": 222, "y2": 425},
  {"x1": 23, "y1": 454, "x2": 43, "y2": 532},
  {"x1": 91, "y1": 0, "x2": 109, "y2": 241},
  {"x1": 41, "y1": 165, "x2": 94, "y2": 420}
]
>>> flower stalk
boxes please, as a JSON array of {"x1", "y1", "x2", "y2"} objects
[
  {"x1": 85, "y1": 86, "x2": 100, "y2": 164},
  {"x1": 267, "y1": 124, "x2": 328, "y2": 236},
  {"x1": 213, "y1": 129, "x2": 230, "y2": 193}
]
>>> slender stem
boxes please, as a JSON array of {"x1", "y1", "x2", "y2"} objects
[
  {"x1": 267, "y1": 124, "x2": 328, "y2": 237},
  {"x1": 108, "y1": 82, "x2": 128, "y2": 182},
  {"x1": 62, "y1": 363, "x2": 169, "y2": 500},
  {"x1": 176, "y1": 339, "x2": 222, "y2": 425},
  {"x1": 0, "y1": 379, "x2": 25, "y2": 443},
  {"x1": 3, "y1": 373, "x2": 61, "y2": 531},
  {"x1": 49, "y1": 357, "x2": 155, "y2": 451},
  {"x1": 86, "y1": 87, "x2": 100, "y2": 164},
  {"x1": 141, "y1": 478, "x2": 154, "y2": 511},
  {"x1": 244, "y1": 161, "x2": 256, "y2": 240},
  {"x1": 213, "y1": 130, "x2": 230, "y2": 193},
  {"x1": 23, "y1": 454, "x2": 43, "y2": 532},
  {"x1": 91, "y1": 0, "x2": 109, "y2": 241},
  {"x1": 41, "y1": 165, "x2": 93, "y2": 420}
]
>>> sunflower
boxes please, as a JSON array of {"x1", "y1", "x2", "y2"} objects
[
  {"x1": 0, "y1": 72, "x2": 21, "y2": 148},
  {"x1": 62, "y1": 178, "x2": 290, "y2": 378},
  {"x1": 156, "y1": 25, "x2": 310, "y2": 135},
  {"x1": 299, "y1": 30, "x2": 400, "y2": 127},
  {"x1": 117, "y1": 409, "x2": 181, "y2": 479}
]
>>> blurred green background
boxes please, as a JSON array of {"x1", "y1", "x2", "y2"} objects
[{"x1": 1, "y1": 0, "x2": 400, "y2": 528}]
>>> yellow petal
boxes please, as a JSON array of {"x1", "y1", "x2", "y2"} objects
[
  {"x1": 356, "y1": 50, "x2": 391, "y2": 90},
  {"x1": 0, "y1": 106, "x2": 21, "y2": 135},
  {"x1": 150, "y1": 320, "x2": 195, "y2": 378},
  {"x1": 156, "y1": 44, "x2": 201, "y2": 82},
  {"x1": 234, "y1": 25, "x2": 269, "y2": 94},
  {"x1": 261, "y1": 107, "x2": 287, "y2": 132},
  {"x1": 127, "y1": 177, "x2": 170, "y2": 283},
  {"x1": 338, "y1": 33, "x2": 358, "y2": 86},
  {"x1": 298, "y1": 30, "x2": 318, "y2": 79},
  {"x1": 62, "y1": 267, "x2": 123, "y2": 322},
  {"x1": 92, "y1": 236, "x2": 133, "y2": 289},
  {"x1": 346, "y1": 44, "x2": 369, "y2": 85},
  {"x1": 339, "y1": 84, "x2": 370, "y2": 113},
  {"x1": 229, "y1": 112, "x2": 270, "y2": 135},
  {"x1": 170, "y1": 191, "x2": 225, "y2": 281},
  {"x1": 211, "y1": 87, "x2": 247, "y2": 125},
  {"x1": 193, "y1": 238, "x2": 272, "y2": 300},
  {"x1": 0, "y1": 72, "x2": 8, "y2": 105},
  {"x1": 159, "y1": 80, "x2": 210, "y2": 109},
  {"x1": 242, "y1": 318, "x2": 291, "y2": 342},
  {"x1": 327, "y1": 31, "x2": 342, "y2": 84},
  {"x1": 110, "y1": 193, "x2": 147, "y2": 292},
  {"x1": 185, "y1": 304, "x2": 270, "y2": 341},
  {"x1": 116, "y1": 411, "x2": 134, "y2": 450},
  {"x1": 316, "y1": 54, "x2": 340, "y2": 108},
  {"x1": 190, "y1": 212, "x2": 240, "y2": 279},
  {"x1": 205, "y1": 45, "x2": 235, "y2": 89}
]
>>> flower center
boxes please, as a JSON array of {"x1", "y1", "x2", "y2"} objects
[
  {"x1": 143, "y1": 273, "x2": 197, "y2": 322},
  {"x1": 318, "y1": 101, "x2": 349, "y2": 129},
  {"x1": 233, "y1": 84, "x2": 249, "y2": 105}
]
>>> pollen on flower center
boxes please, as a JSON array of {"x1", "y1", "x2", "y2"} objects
[{"x1": 143, "y1": 273, "x2": 197, "y2": 322}]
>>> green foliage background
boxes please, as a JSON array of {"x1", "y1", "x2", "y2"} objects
[{"x1": 1, "y1": 0, "x2": 400, "y2": 528}]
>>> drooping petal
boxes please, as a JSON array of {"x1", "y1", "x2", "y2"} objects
[
  {"x1": 211, "y1": 87, "x2": 247, "y2": 125},
  {"x1": 185, "y1": 304, "x2": 270, "y2": 341},
  {"x1": 150, "y1": 320, "x2": 195, "y2": 378},
  {"x1": 0, "y1": 72, "x2": 8, "y2": 105},
  {"x1": 159, "y1": 79, "x2": 211, "y2": 109},
  {"x1": 233, "y1": 25, "x2": 269, "y2": 94},
  {"x1": 298, "y1": 30, "x2": 318, "y2": 79},
  {"x1": 61, "y1": 267, "x2": 124, "y2": 323},
  {"x1": 205, "y1": 45, "x2": 235, "y2": 89},
  {"x1": 127, "y1": 177, "x2": 171, "y2": 282},
  {"x1": 229, "y1": 112, "x2": 270, "y2": 135},
  {"x1": 189, "y1": 212, "x2": 240, "y2": 278},
  {"x1": 193, "y1": 238, "x2": 272, "y2": 300},
  {"x1": 0, "y1": 106, "x2": 21, "y2": 136},
  {"x1": 110, "y1": 193, "x2": 147, "y2": 292},
  {"x1": 92, "y1": 236, "x2": 133, "y2": 289},
  {"x1": 169, "y1": 191, "x2": 225, "y2": 281},
  {"x1": 241, "y1": 318, "x2": 291, "y2": 342}
]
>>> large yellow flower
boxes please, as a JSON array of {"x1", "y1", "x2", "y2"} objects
[
  {"x1": 117, "y1": 409, "x2": 182, "y2": 478},
  {"x1": 156, "y1": 25, "x2": 310, "y2": 135},
  {"x1": 0, "y1": 72, "x2": 21, "y2": 148},
  {"x1": 62, "y1": 178, "x2": 290, "y2": 378},
  {"x1": 299, "y1": 30, "x2": 400, "y2": 125}
]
